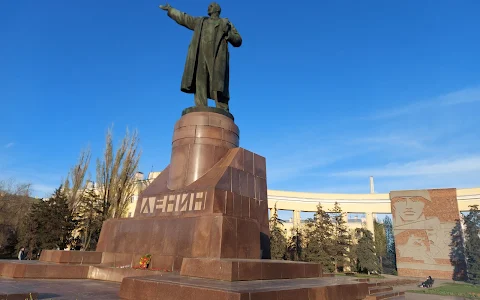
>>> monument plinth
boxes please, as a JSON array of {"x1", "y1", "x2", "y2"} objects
[
  {"x1": 168, "y1": 110, "x2": 239, "y2": 190},
  {"x1": 94, "y1": 111, "x2": 269, "y2": 272},
  {"x1": 108, "y1": 109, "x2": 367, "y2": 299}
]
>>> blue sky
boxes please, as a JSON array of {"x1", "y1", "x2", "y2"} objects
[{"x1": 1, "y1": 0, "x2": 479, "y2": 197}]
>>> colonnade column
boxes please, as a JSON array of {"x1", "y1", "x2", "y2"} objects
[
  {"x1": 365, "y1": 212, "x2": 375, "y2": 237},
  {"x1": 293, "y1": 210, "x2": 301, "y2": 227}
]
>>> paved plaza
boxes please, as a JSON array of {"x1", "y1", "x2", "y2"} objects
[
  {"x1": 0, "y1": 276, "x2": 474, "y2": 300},
  {"x1": 0, "y1": 277, "x2": 120, "y2": 300}
]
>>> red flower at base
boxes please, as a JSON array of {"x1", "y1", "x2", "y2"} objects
[{"x1": 138, "y1": 254, "x2": 152, "y2": 269}]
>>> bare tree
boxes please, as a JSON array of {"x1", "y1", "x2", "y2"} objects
[
  {"x1": 63, "y1": 147, "x2": 91, "y2": 209},
  {"x1": 0, "y1": 179, "x2": 34, "y2": 256},
  {"x1": 0, "y1": 179, "x2": 33, "y2": 226},
  {"x1": 96, "y1": 127, "x2": 141, "y2": 219},
  {"x1": 62, "y1": 127, "x2": 140, "y2": 250},
  {"x1": 0, "y1": 179, "x2": 32, "y2": 197}
]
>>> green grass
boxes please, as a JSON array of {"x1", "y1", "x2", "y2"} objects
[{"x1": 409, "y1": 283, "x2": 480, "y2": 299}]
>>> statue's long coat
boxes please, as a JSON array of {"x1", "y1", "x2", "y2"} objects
[{"x1": 167, "y1": 8, "x2": 242, "y2": 102}]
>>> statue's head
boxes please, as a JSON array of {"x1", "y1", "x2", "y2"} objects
[{"x1": 208, "y1": 2, "x2": 221, "y2": 16}]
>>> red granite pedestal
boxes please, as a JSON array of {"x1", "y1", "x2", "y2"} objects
[
  {"x1": 93, "y1": 111, "x2": 271, "y2": 271},
  {"x1": 111, "y1": 110, "x2": 368, "y2": 299}
]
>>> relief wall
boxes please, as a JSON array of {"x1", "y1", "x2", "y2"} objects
[{"x1": 390, "y1": 188, "x2": 460, "y2": 279}]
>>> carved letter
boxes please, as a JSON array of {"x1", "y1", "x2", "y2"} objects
[
  {"x1": 155, "y1": 195, "x2": 167, "y2": 213},
  {"x1": 193, "y1": 192, "x2": 204, "y2": 211},
  {"x1": 141, "y1": 197, "x2": 155, "y2": 214},
  {"x1": 166, "y1": 194, "x2": 176, "y2": 212},
  {"x1": 179, "y1": 192, "x2": 191, "y2": 212},
  {"x1": 141, "y1": 197, "x2": 149, "y2": 214}
]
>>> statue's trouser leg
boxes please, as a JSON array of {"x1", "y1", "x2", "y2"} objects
[
  {"x1": 215, "y1": 99, "x2": 229, "y2": 112},
  {"x1": 194, "y1": 56, "x2": 208, "y2": 107}
]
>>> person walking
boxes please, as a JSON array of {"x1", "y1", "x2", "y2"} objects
[{"x1": 17, "y1": 247, "x2": 25, "y2": 260}]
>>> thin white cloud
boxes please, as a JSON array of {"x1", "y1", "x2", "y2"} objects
[
  {"x1": 32, "y1": 183, "x2": 57, "y2": 198},
  {"x1": 4, "y1": 142, "x2": 14, "y2": 149},
  {"x1": 261, "y1": 86, "x2": 480, "y2": 194},
  {"x1": 438, "y1": 87, "x2": 480, "y2": 105},
  {"x1": 331, "y1": 155, "x2": 480, "y2": 178},
  {"x1": 368, "y1": 86, "x2": 480, "y2": 120},
  {"x1": 374, "y1": 172, "x2": 480, "y2": 193},
  {"x1": 349, "y1": 135, "x2": 427, "y2": 151},
  {"x1": 267, "y1": 152, "x2": 345, "y2": 184},
  {"x1": 0, "y1": 166, "x2": 62, "y2": 198},
  {"x1": 296, "y1": 184, "x2": 374, "y2": 194}
]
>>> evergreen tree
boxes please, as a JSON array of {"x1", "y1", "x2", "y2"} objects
[
  {"x1": 269, "y1": 204, "x2": 287, "y2": 260},
  {"x1": 355, "y1": 228, "x2": 379, "y2": 274},
  {"x1": 383, "y1": 216, "x2": 397, "y2": 274},
  {"x1": 374, "y1": 219, "x2": 387, "y2": 273},
  {"x1": 303, "y1": 203, "x2": 334, "y2": 272},
  {"x1": 18, "y1": 186, "x2": 76, "y2": 257},
  {"x1": 331, "y1": 202, "x2": 352, "y2": 272},
  {"x1": 48, "y1": 188, "x2": 76, "y2": 250},
  {"x1": 18, "y1": 200, "x2": 42, "y2": 258},
  {"x1": 74, "y1": 188, "x2": 104, "y2": 250},
  {"x1": 464, "y1": 205, "x2": 480, "y2": 284},
  {"x1": 287, "y1": 227, "x2": 303, "y2": 261},
  {"x1": 449, "y1": 219, "x2": 467, "y2": 281}
]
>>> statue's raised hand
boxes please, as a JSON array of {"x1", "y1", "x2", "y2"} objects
[{"x1": 159, "y1": 3, "x2": 171, "y2": 11}]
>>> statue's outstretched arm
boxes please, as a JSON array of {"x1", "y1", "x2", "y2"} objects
[
  {"x1": 226, "y1": 22, "x2": 242, "y2": 47},
  {"x1": 159, "y1": 4, "x2": 198, "y2": 31}
]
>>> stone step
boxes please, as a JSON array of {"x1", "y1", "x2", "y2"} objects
[
  {"x1": 119, "y1": 273, "x2": 371, "y2": 300},
  {"x1": 180, "y1": 258, "x2": 324, "y2": 281},
  {"x1": 366, "y1": 279, "x2": 419, "y2": 287},
  {"x1": 0, "y1": 261, "x2": 90, "y2": 279},
  {"x1": 0, "y1": 261, "x2": 165, "y2": 282},
  {"x1": 39, "y1": 250, "x2": 103, "y2": 264},
  {"x1": 369, "y1": 286, "x2": 393, "y2": 294},
  {"x1": 88, "y1": 266, "x2": 166, "y2": 282},
  {"x1": 365, "y1": 291, "x2": 405, "y2": 300}
]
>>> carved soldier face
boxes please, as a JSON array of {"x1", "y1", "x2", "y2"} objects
[
  {"x1": 208, "y1": 2, "x2": 221, "y2": 16},
  {"x1": 394, "y1": 196, "x2": 427, "y2": 222}
]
